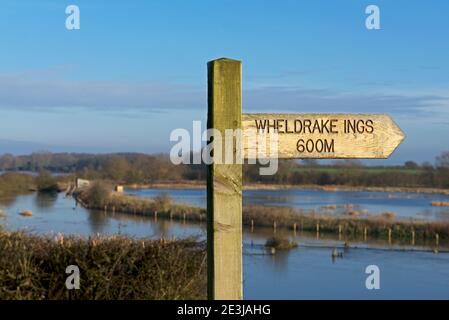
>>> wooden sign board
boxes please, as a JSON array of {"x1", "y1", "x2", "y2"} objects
[
  {"x1": 242, "y1": 113, "x2": 405, "y2": 159},
  {"x1": 206, "y1": 58, "x2": 405, "y2": 301}
]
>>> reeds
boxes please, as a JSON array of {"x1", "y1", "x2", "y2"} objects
[
  {"x1": 77, "y1": 188, "x2": 206, "y2": 222},
  {"x1": 243, "y1": 205, "x2": 449, "y2": 241},
  {"x1": 0, "y1": 230, "x2": 206, "y2": 300},
  {"x1": 78, "y1": 189, "x2": 449, "y2": 242}
]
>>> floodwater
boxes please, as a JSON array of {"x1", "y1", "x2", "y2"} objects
[
  {"x1": 1, "y1": 189, "x2": 449, "y2": 299},
  {"x1": 127, "y1": 187, "x2": 449, "y2": 221}
]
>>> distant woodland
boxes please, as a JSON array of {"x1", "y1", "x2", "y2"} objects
[{"x1": 0, "y1": 151, "x2": 449, "y2": 189}]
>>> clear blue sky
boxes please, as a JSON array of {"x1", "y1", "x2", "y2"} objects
[{"x1": 0, "y1": 0, "x2": 448, "y2": 164}]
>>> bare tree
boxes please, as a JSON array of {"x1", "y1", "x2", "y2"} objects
[{"x1": 436, "y1": 151, "x2": 449, "y2": 169}]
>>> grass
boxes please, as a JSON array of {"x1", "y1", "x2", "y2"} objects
[
  {"x1": 0, "y1": 230, "x2": 206, "y2": 300},
  {"x1": 77, "y1": 183, "x2": 449, "y2": 242},
  {"x1": 76, "y1": 186, "x2": 206, "y2": 222},
  {"x1": 431, "y1": 202, "x2": 449, "y2": 207},
  {"x1": 243, "y1": 205, "x2": 449, "y2": 241},
  {"x1": 0, "y1": 172, "x2": 35, "y2": 199},
  {"x1": 292, "y1": 166, "x2": 425, "y2": 175}
]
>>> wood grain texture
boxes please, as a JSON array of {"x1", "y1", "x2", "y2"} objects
[
  {"x1": 242, "y1": 113, "x2": 405, "y2": 159},
  {"x1": 207, "y1": 58, "x2": 243, "y2": 300}
]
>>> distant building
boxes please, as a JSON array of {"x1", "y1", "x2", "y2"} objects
[
  {"x1": 115, "y1": 185, "x2": 124, "y2": 193},
  {"x1": 76, "y1": 178, "x2": 90, "y2": 189}
]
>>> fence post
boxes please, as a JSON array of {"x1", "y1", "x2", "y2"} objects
[
  {"x1": 388, "y1": 227, "x2": 392, "y2": 244},
  {"x1": 207, "y1": 58, "x2": 243, "y2": 300}
]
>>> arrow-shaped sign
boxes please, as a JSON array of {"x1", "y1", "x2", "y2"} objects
[{"x1": 242, "y1": 113, "x2": 405, "y2": 159}]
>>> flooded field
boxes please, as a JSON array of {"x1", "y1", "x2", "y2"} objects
[
  {"x1": 1, "y1": 189, "x2": 449, "y2": 299},
  {"x1": 127, "y1": 187, "x2": 449, "y2": 221}
]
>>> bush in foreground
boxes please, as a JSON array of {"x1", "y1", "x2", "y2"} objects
[{"x1": 0, "y1": 231, "x2": 206, "y2": 300}]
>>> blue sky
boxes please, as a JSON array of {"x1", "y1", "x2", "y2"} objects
[{"x1": 0, "y1": 0, "x2": 448, "y2": 164}]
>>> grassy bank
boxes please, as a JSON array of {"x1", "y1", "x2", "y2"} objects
[
  {"x1": 0, "y1": 230, "x2": 206, "y2": 300},
  {"x1": 125, "y1": 180, "x2": 449, "y2": 195},
  {"x1": 0, "y1": 171, "x2": 73, "y2": 200},
  {"x1": 77, "y1": 184, "x2": 449, "y2": 243},
  {"x1": 243, "y1": 206, "x2": 449, "y2": 242},
  {"x1": 76, "y1": 183, "x2": 206, "y2": 221},
  {"x1": 0, "y1": 172, "x2": 35, "y2": 198}
]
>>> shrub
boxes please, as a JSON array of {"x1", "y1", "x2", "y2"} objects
[
  {"x1": 265, "y1": 236, "x2": 298, "y2": 250},
  {"x1": 154, "y1": 192, "x2": 172, "y2": 212},
  {"x1": 35, "y1": 170, "x2": 58, "y2": 192},
  {"x1": 86, "y1": 182, "x2": 111, "y2": 207},
  {"x1": 0, "y1": 231, "x2": 206, "y2": 300}
]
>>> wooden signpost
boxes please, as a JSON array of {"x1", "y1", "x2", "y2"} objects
[
  {"x1": 242, "y1": 113, "x2": 405, "y2": 159},
  {"x1": 206, "y1": 58, "x2": 405, "y2": 300}
]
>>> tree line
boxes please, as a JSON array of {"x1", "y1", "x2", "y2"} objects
[{"x1": 1, "y1": 151, "x2": 449, "y2": 189}]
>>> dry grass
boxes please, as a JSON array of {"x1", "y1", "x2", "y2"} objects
[
  {"x1": 78, "y1": 187, "x2": 449, "y2": 241},
  {"x1": 243, "y1": 205, "x2": 449, "y2": 241},
  {"x1": 77, "y1": 187, "x2": 206, "y2": 222},
  {"x1": 431, "y1": 201, "x2": 449, "y2": 207},
  {"x1": 0, "y1": 172, "x2": 35, "y2": 198},
  {"x1": 19, "y1": 210, "x2": 33, "y2": 217},
  {"x1": 0, "y1": 230, "x2": 206, "y2": 300}
]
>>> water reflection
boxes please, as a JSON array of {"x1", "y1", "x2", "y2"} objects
[
  {"x1": 0, "y1": 195, "x2": 19, "y2": 207},
  {"x1": 270, "y1": 249, "x2": 291, "y2": 271},
  {"x1": 86, "y1": 210, "x2": 109, "y2": 234},
  {"x1": 35, "y1": 191, "x2": 58, "y2": 209}
]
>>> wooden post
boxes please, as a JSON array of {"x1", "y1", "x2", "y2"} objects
[
  {"x1": 411, "y1": 229, "x2": 415, "y2": 246},
  {"x1": 251, "y1": 219, "x2": 254, "y2": 233},
  {"x1": 436, "y1": 233, "x2": 439, "y2": 247},
  {"x1": 207, "y1": 58, "x2": 242, "y2": 300},
  {"x1": 293, "y1": 223, "x2": 297, "y2": 236},
  {"x1": 388, "y1": 228, "x2": 392, "y2": 244},
  {"x1": 273, "y1": 221, "x2": 277, "y2": 233}
]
